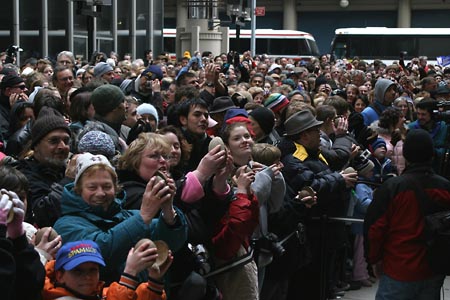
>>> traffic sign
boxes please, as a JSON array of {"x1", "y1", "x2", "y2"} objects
[{"x1": 255, "y1": 7, "x2": 265, "y2": 17}]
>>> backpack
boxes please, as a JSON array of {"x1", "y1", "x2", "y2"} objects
[{"x1": 407, "y1": 175, "x2": 450, "y2": 275}]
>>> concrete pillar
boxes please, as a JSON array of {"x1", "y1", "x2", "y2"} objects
[
  {"x1": 283, "y1": 0, "x2": 297, "y2": 30},
  {"x1": 177, "y1": 3, "x2": 188, "y2": 29},
  {"x1": 180, "y1": 19, "x2": 223, "y2": 56},
  {"x1": 397, "y1": 0, "x2": 411, "y2": 28}
]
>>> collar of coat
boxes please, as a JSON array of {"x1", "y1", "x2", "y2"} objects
[{"x1": 293, "y1": 142, "x2": 328, "y2": 165}]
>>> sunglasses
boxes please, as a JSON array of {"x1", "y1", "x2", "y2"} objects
[{"x1": 13, "y1": 85, "x2": 26, "y2": 90}]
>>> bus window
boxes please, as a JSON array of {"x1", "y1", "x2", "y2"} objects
[{"x1": 331, "y1": 27, "x2": 450, "y2": 64}]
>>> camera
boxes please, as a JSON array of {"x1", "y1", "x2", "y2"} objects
[
  {"x1": 189, "y1": 244, "x2": 211, "y2": 275},
  {"x1": 399, "y1": 51, "x2": 408, "y2": 59},
  {"x1": 254, "y1": 233, "x2": 286, "y2": 257},
  {"x1": 331, "y1": 88, "x2": 346, "y2": 98},
  {"x1": 433, "y1": 101, "x2": 450, "y2": 122}
]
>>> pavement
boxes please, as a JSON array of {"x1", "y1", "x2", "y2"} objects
[{"x1": 342, "y1": 276, "x2": 450, "y2": 300}]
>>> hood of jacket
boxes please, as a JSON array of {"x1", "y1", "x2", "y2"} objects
[{"x1": 374, "y1": 78, "x2": 396, "y2": 105}]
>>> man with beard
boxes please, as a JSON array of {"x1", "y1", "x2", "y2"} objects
[
  {"x1": 15, "y1": 107, "x2": 71, "y2": 227},
  {"x1": 408, "y1": 97, "x2": 448, "y2": 176}
]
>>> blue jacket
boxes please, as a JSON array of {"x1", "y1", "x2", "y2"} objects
[
  {"x1": 408, "y1": 121, "x2": 448, "y2": 174},
  {"x1": 54, "y1": 182, "x2": 188, "y2": 285},
  {"x1": 361, "y1": 78, "x2": 396, "y2": 126}
]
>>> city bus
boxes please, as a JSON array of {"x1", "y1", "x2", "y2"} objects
[
  {"x1": 330, "y1": 27, "x2": 450, "y2": 65},
  {"x1": 163, "y1": 28, "x2": 320, "y2": 61}
]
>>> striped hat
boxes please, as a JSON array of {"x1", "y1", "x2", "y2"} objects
[{"x1": 264, "y1": 93, "x2": 289, "y2": 113}]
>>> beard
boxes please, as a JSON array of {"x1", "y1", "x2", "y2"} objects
[{"x1": 41, "y1": 156, "x2": 67, "y2": 169}]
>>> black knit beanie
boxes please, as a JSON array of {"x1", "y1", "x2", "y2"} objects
[
  {"x1": 403, "y1": 129, "x2": 434, "y2": 163},
  {"x1": 249, "y1": 106, "x2": 275, "y2": 135},
  {"x1": 31, "y1": 107, "x2": 71, "y2": 148},
  {"x1": 0, "y1": 74, "x2": 24, "y2": 89},
  {"x1": 91, "y1": 84, "x2": 125, "y2": 116}
]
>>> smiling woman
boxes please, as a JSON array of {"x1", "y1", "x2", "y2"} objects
[{"x1": 53, "y1": 152, "x2": 187, "y2": 285}]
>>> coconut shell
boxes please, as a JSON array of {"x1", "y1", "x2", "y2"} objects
[
  {"x1": 35, "y1": 227, "x2": 59, "y2": 244},
  {"x1": 297, "y1": 186, "x2": 315, "y2": 199},
  {"x1": 135, "y1": 238, "x2": 170, "y2": 268},
  {"x1": 208, "y1": 136, "x2": 226, "y2": 152}
]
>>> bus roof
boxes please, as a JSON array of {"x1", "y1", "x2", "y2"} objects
[
  {"x1": 163, "y1": 28, "x2": 316, "y2": 40},
  {"x1": 334, "y1": 27, "x2": 450, "y2": 35}
]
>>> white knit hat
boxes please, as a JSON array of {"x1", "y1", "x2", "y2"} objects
[
  {"x1": 74, "y1": 153, "x2": 114, "y2": 185},
  {"x1": 137, "y1": 103, "x2": 159, "y2": 125}
]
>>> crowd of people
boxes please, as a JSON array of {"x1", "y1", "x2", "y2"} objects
[{"x1": 0, "y1": 47, "x2": 450, "y2": 300}]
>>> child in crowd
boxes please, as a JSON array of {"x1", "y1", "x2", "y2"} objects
[
  {"x1": 368, "y1": 138, "x2": 397, "y2": 184},
  {"x1": 42, "y1": 239, "x2": 173, "y2": 300},
  {"x1": 351, "y1": 157, "x2": 376, "y2": 288}
]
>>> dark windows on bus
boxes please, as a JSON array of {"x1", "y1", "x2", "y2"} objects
[{"x1": 331, "y1": 34, "x2": 450, "y2": 60}]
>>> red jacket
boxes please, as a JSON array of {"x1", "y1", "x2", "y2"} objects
[
  {"x1": 365, "y1": 164, "x2": 450, "y2": 281},
  {"x1": 212, "y1": 192, "x2": 259, "y2": 260}
]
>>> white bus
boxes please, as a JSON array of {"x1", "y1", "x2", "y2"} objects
[
  {"x1": 330, "y1": 27, "x2": 450, "y2": 65},
  {"x1": 163, "y1": 28, "x2": 320, "y2": 61}
]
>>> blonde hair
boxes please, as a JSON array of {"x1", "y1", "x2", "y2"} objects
[{"x1": 118, "y1": 132, "x2": 171, "y2": 172}]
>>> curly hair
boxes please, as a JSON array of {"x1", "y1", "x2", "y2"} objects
[{"x1": 378, "y1": 107, "x2": 402, "y2": 130}]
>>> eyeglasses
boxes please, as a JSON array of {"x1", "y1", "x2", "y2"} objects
[
  {"x1": 148, "y1": 153, "x2": 172, "y2": 161},
  {"x1": 46, "y1": 136, "x2": 71, "y2": 146}
]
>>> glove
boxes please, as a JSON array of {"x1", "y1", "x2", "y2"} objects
[
  {"x1": 1, "y1": 190, "x2": 25, "y2": 239},
  {"x1": 0, "y1": 190, "x2": 13, "y2": 226}
]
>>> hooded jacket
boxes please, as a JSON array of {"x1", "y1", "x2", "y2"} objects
[
  {"x1": 53, "y1": 183, "x2": 187, "y2": 285},
  {"x1": 361, "y1": 78, "x2": 396, "y2": 126}
]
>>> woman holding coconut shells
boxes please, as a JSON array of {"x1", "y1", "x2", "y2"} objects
[{"x1": 53, "y1": 152, "x2": 187, "y2": 285}]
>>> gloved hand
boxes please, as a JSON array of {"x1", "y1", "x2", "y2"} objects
[
  {"x1": 1, "y1": 189, "x2": 25, "y2": 239},
  {"x1": 0, "y1": 190, "x2": 13, "y2": 226}
]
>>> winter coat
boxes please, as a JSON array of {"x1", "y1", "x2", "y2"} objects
[
  {"x1": 364, "y1": 163, "x2": 450, "y2": 281},
  {"x1": 42, "y1": 260, "x2": 166, "y2": 300},
  {"x1": 0, "y1": 229, "x2": 45, "y2": 300},
  {"x1": 16, "y1": 157, "x2": 66, "y2": 227},
  {"x1": 53, "y1": 182, "x2": 188, "y2": 285},
  {"x1": 361, "y1": 79, "x2": 396, "y2": 126}
]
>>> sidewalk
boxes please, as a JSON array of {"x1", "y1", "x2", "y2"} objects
[{"x1": 342, "y1": 276, "x2": 450, "y2": 300}]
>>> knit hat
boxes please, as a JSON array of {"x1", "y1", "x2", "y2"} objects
[
  {"x1": 403, "y1": 129, "x2": 434, "y2": 163},
  {"x1": 93, "y1": 62, "x2": 113, "y2": 78},
  {"x1": 354, "y1": 158, "x2": 375, "y2": 176},
  {"x1": 0, "y1": 74, "x2": 24, "y2": 89},
  {"x1": 370, "y1": 138, "x2": 387, "y2": 152},
  {"x1": 78, "y1": 130, "x2": 116, "y2": 159},
  {"x1": 55, "y1": 240, "x2": 105, "y2": 271},
  {"x1": 31, "y1": 107, "x2": 71, "y2": 148},
  {"x1": 264, "y1": 93, "x2": 289, "y2": 113},
  {"x1": 249, "y1": 106, "x2": 275, "y2": 135},
  {"x1": 222, "y1": 108, "x2": 255, "y2": 137},
  {"x1": 74, "y1": 153, "x2": 114, "y2": 185},
  {"x1": 76, "y1": 68, "x2": 86, "y2": 77},
  {"x1": 91, "y1": 84, "x2": 125, "y2": 116},
  {"x1": 142, "y1": 65, "x2": 163, "y2": 81},
  {"x1": 137, "y1": 103, "x2": 159, "y2": 125}
]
